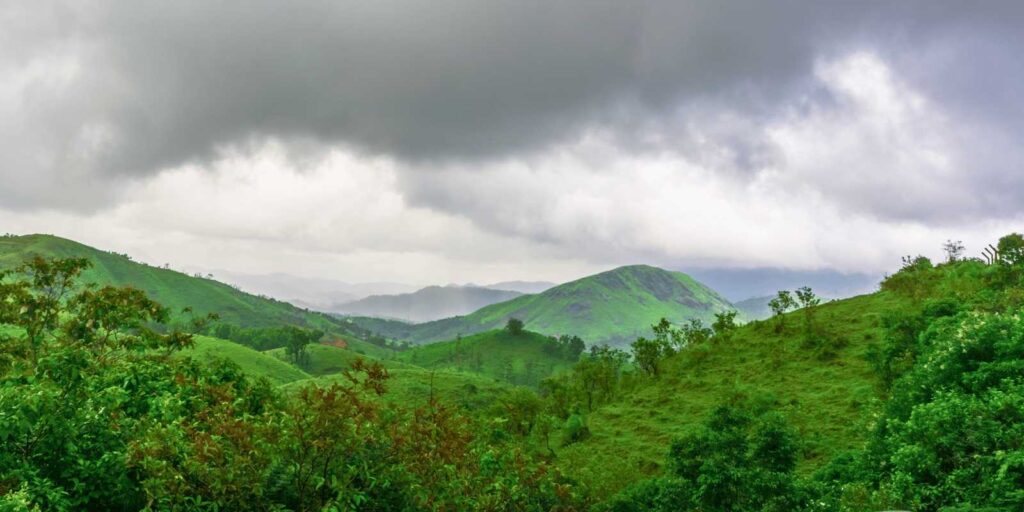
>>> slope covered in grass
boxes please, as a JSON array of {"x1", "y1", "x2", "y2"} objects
[
  {"x1": 355, "y1": 265, "x2": 736, "y2": 347},
  {"x1": 397, "y1": 329, "x2": 577, "y2": 387},
  {"x1": 0, "y1": 234, "x2": 354, "y2": 334},
  {"x1": 555, "y1": 290, "x2": 909, "y2": 498},
  {"x1": 181, "y1": 335, "x2": 310, "y2": 385}
]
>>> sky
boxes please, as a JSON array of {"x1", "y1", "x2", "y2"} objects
[{"x1": 1, "y1": 1, "x2": 1022, "y2": 295}]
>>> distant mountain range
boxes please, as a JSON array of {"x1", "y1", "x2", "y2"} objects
[
  {"x1": 351, "y1": 264, "x2": 736, "y2": 347},
  {"x1": 335, "y1": 285, "x2": 524, "y2": 323},
  {"x1": 478, "y1": 280, "x2": 556, "y2": 294}
]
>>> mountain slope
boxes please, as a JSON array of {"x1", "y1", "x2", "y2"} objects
[
  {"x1": 360, "y1": 265, "x2": 736, "y2": 347},
  {"x1": 550, "y1": 283, "x2": 926, "y2": 499},
  {"x1": 0, "y1": 234, "x2": 353, "y2": 334},
  {"x1": 337, "y1": 285, "x2": 522, "y2": 322}
]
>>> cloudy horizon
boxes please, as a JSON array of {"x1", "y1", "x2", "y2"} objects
[{"x1": 2, "y1": 1, "x2": 1022, "y2": 295}]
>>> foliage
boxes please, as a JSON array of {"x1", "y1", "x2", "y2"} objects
[
  {"x1": 505, "y1": 317, "x2": 525, "y2": 335},
  {"x1": 0, "y1": 257, "x2": 581, "y2": 511},
  {"x1": 768, "y1": 290, "x2": 796, "y2": 332},
  {"x1": 943, "y1": 239, "x2": 965, "y2": 262},
  {"x1": 603, "y1": 403, "x2": 804, "y2": 512},
  {"x1": 711, "y1": 310, "x2": 738, "y2": 342}
]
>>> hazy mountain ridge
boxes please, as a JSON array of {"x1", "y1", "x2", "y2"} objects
[{"x1": 335, "y1": 285, "x2": 523, "y2": 323}]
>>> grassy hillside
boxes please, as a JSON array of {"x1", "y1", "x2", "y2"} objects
[
  {"x1": 0, "y1": 234, "x2": 359, "y2": 335},
  {"x1": 396, "y1": 329, "x2": 577, "y2": 387},
  {"x1": 180, "y1": 335, "x2": 311, "y2": 385},
  {"x1": 554, "y1": 290, "x2": 908, "y2": 498},
  {"x1": 355, "y1": 265, "x2": 736, "y2": 347}
]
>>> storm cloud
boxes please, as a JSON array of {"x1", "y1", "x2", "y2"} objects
[{"x1": 1, "y1": 1, "x2": 1023, "y2": 285}]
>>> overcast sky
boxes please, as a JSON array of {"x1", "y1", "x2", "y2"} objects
[{"x1": 1, "y1": 1, "x2": 1022, "y2": 289}]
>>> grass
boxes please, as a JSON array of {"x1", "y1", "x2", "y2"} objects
[
  {"x1": 181, "y1": 335, "x2": 311, "y2": 385},
  {"x1": 396, "y1": 329, "x2": 576, "y2": 387},
  {"x1": 554, "y1": 289, "x2": 906, "y2": 499}
]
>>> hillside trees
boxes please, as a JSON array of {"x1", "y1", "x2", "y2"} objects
[
  {"x1": 768, "y1": 290, "x2": 796, "y2": 332},
  {"x1": 283, "y1": 325, "x2": 322, "y2": 367},
  {"x1": 505, "y1": 317, "x2": 525, "y2": 335},
  {"x1": 603, "y1": 403, "x2": 803, "y2": 512},
  {"x1": 631, "y1": 335, "x2": 669, "y2": 377},
  {"x1": 942, "y1": 239, "x2": 965, "y2": 262},
  {"x1": 0, "y1": 257, "x2": 583, "y2": 511},
  {"x1": 711, "y1": 310, "x2": 738, "y2": 342}
]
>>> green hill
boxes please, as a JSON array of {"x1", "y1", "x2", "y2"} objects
[
  {"x1": 396, "y1": 329, "x2": 579, "y2": 387},
  {"x1": 553, "y1": 288, "x2": 909, "y2": 498},
  {"x1": 0, "y1": 234, "x2": 359, "y2": 336},
  {"x1": 356, "y1": 265, "x2": 736, "y2": 347},
  {"x1": 180, "y1": 335, "x2": 311, "y2": 385}
]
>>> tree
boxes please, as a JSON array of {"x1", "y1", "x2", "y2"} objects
[
  {"x1": 794, "y1": 286, "x2": 821, "y2": 342},
  {"x1": 995, "y1": 233, "x2": 1024, "y2": 287},
  {"x1": 669, "y1": 405, "x2": 801, "y2": 511},
  {"x1": 570, "y1": 345, "x2": 628, "y2": 411},
  {"x1": 284, "y1": 326, "x2": 321, "y2": 367},
  {"x1": 631, "y1": 336, "x2": 668, "y2": 377},
  {"x1": 997, "y1": 232, "x2": 1024, "y2": 266},
  {"x1": 505, "y1": 317, "x2": 525, "y2": 336},
  {"x1": 565, "y1": 335, "x2": 586, "y2": 360},
  {"x1": 680, "y1": 318, "x2": 713, "y2": 348},
  {"x1": 942, "y1": 239, "x2": 965, "y2": 262},
  {"x1": 712, "y1": 311, "x2": 738, "y2": 342},
  {"x1": 768, "y1": 290, "x2": 796, "y2": 332}
]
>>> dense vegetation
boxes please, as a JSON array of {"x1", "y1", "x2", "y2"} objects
[
  {"x1": 3, "y1": 233, "x2": 1024, "y2": 511},
  {"x1": 0, "y1": 257, "x2": 581, "y2": 510}
]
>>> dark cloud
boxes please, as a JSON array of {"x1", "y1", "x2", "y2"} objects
[{"x1": 2, "y1": 0, "x2": 1024, "y2": 228}]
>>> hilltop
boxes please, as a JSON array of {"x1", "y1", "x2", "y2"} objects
[
  {"x1": 336, "y1": 285, "x2": 522, "y2": 322},
  {"x1": 0, "y1": 234, "x2": 361, "y2": 337},
  {"x1": 356, "y1": 265, "x2": 736, "y2": 347}
]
